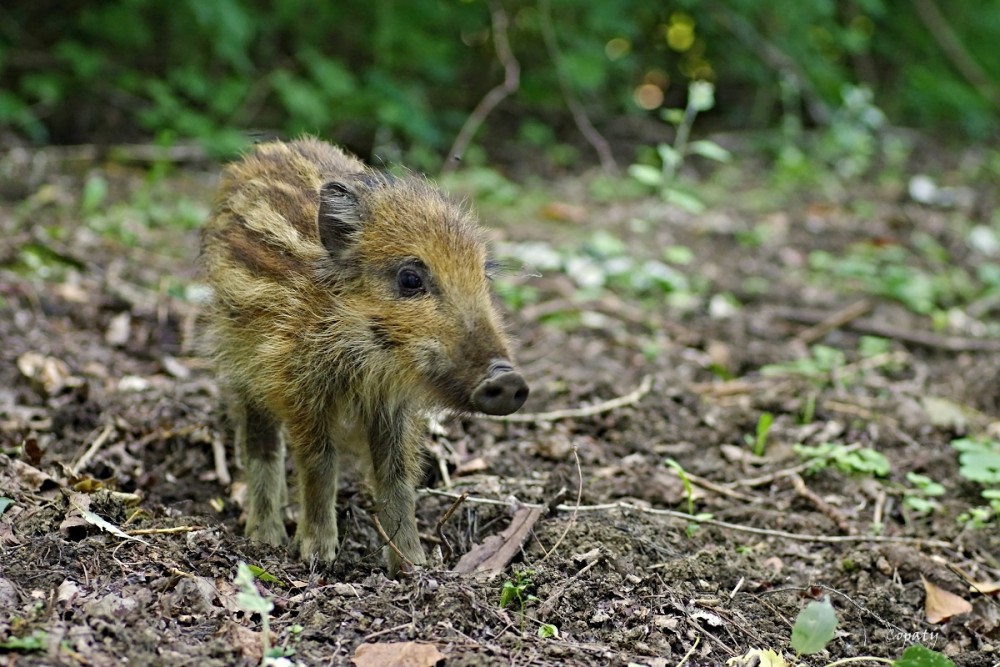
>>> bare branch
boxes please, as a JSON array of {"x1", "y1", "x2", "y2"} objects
[
  {"x1": 442, "y1": 0, "x2": 520, "y2": 172},
  {"x1": 538, "y1": 0, "x2": 619, "y2": 174}
]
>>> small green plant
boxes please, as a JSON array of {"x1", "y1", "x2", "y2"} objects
[
  {"x1": 903, "y1": 473, "x2": 945, "y2": 515},
  {"x1": 745, "y1": 412, "x2": 774, "y2": 457},
  {"x1": 794, "y1": 443, "x2": 890, "y2": 477},
  {"x1": 0, "y1": 629, "x2": 46, "y2": 652},
  {"x1": 762, "y1": 345, "x2": 847, "y2": 386},
  {"x1": 780, "y1": 598, "x2": 955, "y2": 666},
  {"x1": 537, "y1": 623, "x2": 559, "y2": 639},
  {"x1": 665, "y1": 458, "x2": 695, "y2": 515},
  {"x1": 790, "y1": 597, "x2": 838, "y2": 656},
  {"x1": 500, "y1": 568, "x2": 539, "y2": 634},
  {"x1": 234, "y1": 563, "x2": 298, "y2": 666},
  {"x1": 628, "y1": 81, "x2": 731, "y2": 214},
  {"x1": 951, "y1": 437, "x2": 1000, "y2": 528}
]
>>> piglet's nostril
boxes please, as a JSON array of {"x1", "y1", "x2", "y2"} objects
[{"x1": 471, "y1": 366, "x2": 529, "y2": 416}]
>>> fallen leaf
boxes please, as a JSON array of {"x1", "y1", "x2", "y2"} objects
[
  {"x1": 68, "y1": 494, "x2": 149, "y2": 545},
  {"x1": 969, "y1": 580, "x2": 1000, "y2": 595},
  {"x1": 17, "y1": 352, "x2": 83, "y2": 397},
  {"x1": 221, "y1": 620, "x2": 263, "y2": 663},
  {"x1": 57, "y1": 580, "x2": 81, "y2": 606},
  {"x1": 453, "y1": 505, "x2": 545, "y2": 577},
  {"x1": 923, "y1": 576, "x2": 973, "y2": 624},
  {"x1": 0, "y1": 577, "x2": 20, "y2": 610},
  {"x1": 105, "y1": 312, "x2": 131, "y2": 346},
  {"x1": 727, "y1": 649, "x2": 788, "y2": 667},
  {"x1": 352, "y1": 641, "x2": 444, "y2": 667},
  {"x1": 540, "y1": 201, "x2": 587, "y2": 223}
]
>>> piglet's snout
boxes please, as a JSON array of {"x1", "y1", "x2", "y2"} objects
[{"x1": 471, "y1": 360, "x2": 529, "y2": 415}]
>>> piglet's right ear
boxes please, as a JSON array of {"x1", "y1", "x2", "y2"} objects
[{"x1": 318, "y1": 181, "x2": 363, "y2": 255}]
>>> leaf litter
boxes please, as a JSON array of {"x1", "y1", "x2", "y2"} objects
[{"x1": 0, "y1": 151, "x2": 998, "y2": 665}]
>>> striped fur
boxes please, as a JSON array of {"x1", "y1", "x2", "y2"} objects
[{"x1": 200, "y1": 138, "x2": 520, "y2": 575}]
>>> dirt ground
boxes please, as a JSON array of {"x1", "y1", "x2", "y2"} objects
[{"x1": 1, "y1": 143, "x2": 999, "y2": 667}]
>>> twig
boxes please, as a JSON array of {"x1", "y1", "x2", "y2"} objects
[
  {"x1": 443, "y1": 0, "x2": 519, "y2": 172},
  {"x1": 771, "y1": 306, "x2": 1000, "y2": 352},
  {"x1": 537, "y1": 0, "x2": 618, "y2": 174},
  {"x1": 485, "y1": 375, "x2": 653, "y2": 423},
  {"x1": 370, "y1": 513, "x2": 415, "y2": 571},
  {"x1": 125, "y1": 526, "x2": 203, "y2": 536},
  {"x1": 541, "y1": 445, "x2": 583, "y2": 561},
  {"x1": 676, "y1": 634, "x2": 701, "y2": 667},
  {"x1": 732, "y1": 448, "x2": 860, "y2": 488},
  {"x1": 421, "y1": 489, "x2": 955, "y2": 548},
  {"x1": 789, "y1": 473, "x2": 853, "y2": 534},
  {"x1": 794, "y1": 299, "x2": 872, "y2": 346},
  {"x1": 211, "y1": 432, "x2": 232, "y2": 487},
  {"x1": 434, "y1": 491, "x2": 469, "y2": 561},
  {"x1": 72, "y1": 423, "x2": 115, "y2": 475},
  {"x1": 685, "y1": 472, "x2": 760, "y2": 503},
  {"x1": 913, "y1": 0, "x2": 1000, "y2": 110}
]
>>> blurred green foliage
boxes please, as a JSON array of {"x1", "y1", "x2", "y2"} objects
[{"x1": 0, "y1": 0, "x2": 997, "y2": 160}]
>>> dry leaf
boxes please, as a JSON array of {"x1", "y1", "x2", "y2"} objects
[
  {"x1": 105, "y1": 312, "x2": 131, "y2": 346},
  {"x1": 57, "y1": 580, "x2": 82, "y2": 606},
  {"x1": 727, "y1": 648, "x2": 788, "y2": 667},
  {"x1": 17, "y1": 352, "x2": 83, "y2": 396},
  {"x1": 923, "y1": 576, "x2": 973, "y2": 623},
  {"x1": 222, "y1": 620, "x2": 263, "y2": 663},
  {"x1": 353, "y1": 641, "x2": 444, "y2": 667},
  {"x1": 969, "y1": 580, "x2": 1000, "y2": 595},
  {"x1": 540, "y1": 201, "x2": 587, "y2": 223}
]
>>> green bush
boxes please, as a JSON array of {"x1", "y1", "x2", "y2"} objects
[{"x1": 0, "y1": 0, "x2": 996, "y2": 159}]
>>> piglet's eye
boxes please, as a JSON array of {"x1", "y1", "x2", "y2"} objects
[{"x1": 397, "y1": 268, "x2": 424, "y2": 296}]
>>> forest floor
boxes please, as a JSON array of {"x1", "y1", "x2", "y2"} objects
[{"x1": 1, "y1": 140, "x2": 999, "y2": 667}]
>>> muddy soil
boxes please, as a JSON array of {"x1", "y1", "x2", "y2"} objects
[{"x1": 1, "y1": 147, "x2": 999, "y2": 666}]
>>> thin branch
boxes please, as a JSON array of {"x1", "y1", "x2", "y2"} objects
[
  {"x1": 771, "y1": 306, "x2": 1000, "y2": 352},
  {"x1": 370, "y1": 513, "x2": 415, "y2": 572},
  {"x1": 540, "y1": 444, "x2": 583, "y2": 561},
  {"x1": 72, "y1": 423, "x2": 115, "y2": 475},
  {"x1": 794, "y1": 299, "x2": 872, "y2": 346},
  {"x1": 485, "y1": 375, "x2": 653, "y2": 423},
  {"x1": 434, "y1": 491, "x2": 469, "y2": 560},
  {"x1": 538, "y1": 0, "x2": 618, "y2": 174},
  {"x1": 442, "y1": 0, "x2": 520, "y2": 172},
  {"x1": 421, "y1": 489, "x2": 955, "y2": 549}
]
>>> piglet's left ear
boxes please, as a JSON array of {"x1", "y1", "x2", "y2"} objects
[{"x1": 317, "y1": 180, "x2": 363, "y2": 257}]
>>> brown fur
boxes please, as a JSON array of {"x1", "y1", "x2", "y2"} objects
[{"x1": 200, "y1": 138, "x2": 525, "y2": 574}]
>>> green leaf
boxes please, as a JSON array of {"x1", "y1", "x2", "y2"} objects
[
  {"x1": 663, "y1": 188, "x2": 705, "y2": 214},
  {"x1": 538, "y1": 623, "x2": 559, "y2": 639},
  {"x1": 0, "y1": 497, "x2": 13, "y2": 515},
  {"x1": 81, "y1": 175, "x2": 108, "y2": 216},
  {"x1": 790, "y1": 597, "x2": 838, "y2": 655},
  {"x1": 0, "y1": 630, "x2": 46, "y2": 651},
  {"x1": 628, "y1": 164, "x2": 663, "y2": 187},
  {"x1": 234, "y1": 562, "x2": 274, "y2": 615},
  {"x1": 500, "y1": 580, "x2": 519, "y2": 608},
  {"x1": 687, "y1": 81, "x2": 716, "y2": 112},
  {"x1": 894, "y1": 644, "x2": 954, "y2": 667},
  {"x1": 656, "y1": 143, "x2": 682, "y2": 171},
  {"x1": 247, "y1": 564, "x2": 282, "y2": 585},
  {"x1": 688, "y1": 140, "x2": 731, "y2": 163}
]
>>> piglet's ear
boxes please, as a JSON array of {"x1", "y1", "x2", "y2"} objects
[{"x1": 318, "y1": 181, "x2": 363, "y2": 256}]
